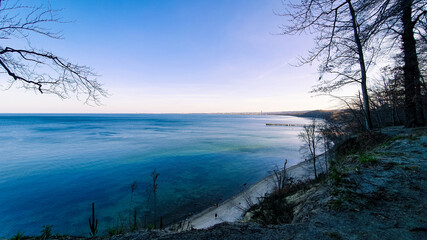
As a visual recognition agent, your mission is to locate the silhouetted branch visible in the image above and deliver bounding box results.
[0,0,106,104]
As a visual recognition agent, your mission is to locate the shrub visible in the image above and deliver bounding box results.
[247,175,322,225]
[107,227,124,236]
[40,225,53,240]
[358,154,378,164]
[147,224,154,230]
[11,232,25,240]
[329,166,343,186]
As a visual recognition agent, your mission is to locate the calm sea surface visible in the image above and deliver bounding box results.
[0,114,310,237]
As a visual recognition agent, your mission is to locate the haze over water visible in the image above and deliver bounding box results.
[0,114,310,237]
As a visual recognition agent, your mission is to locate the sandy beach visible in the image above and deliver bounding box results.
[170,158,321,230]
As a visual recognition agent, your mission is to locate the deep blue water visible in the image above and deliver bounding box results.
[0,114,309,237]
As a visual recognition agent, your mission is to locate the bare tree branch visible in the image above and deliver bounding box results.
[0,0,106,105]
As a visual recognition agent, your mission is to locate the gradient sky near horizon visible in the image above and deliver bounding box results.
[0,0,340,113]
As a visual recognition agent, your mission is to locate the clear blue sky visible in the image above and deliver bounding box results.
[0,0,336,113]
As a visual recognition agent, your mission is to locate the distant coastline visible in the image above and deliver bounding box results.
[208,110,336,119]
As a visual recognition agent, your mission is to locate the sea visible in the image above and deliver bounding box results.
[0,114,311,237]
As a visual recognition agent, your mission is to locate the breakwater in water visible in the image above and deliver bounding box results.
[266,123,306,127]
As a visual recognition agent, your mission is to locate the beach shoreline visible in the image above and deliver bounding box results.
[169,158,319,230]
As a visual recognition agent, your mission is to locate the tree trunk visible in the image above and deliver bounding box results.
[313,156,317,179]
[347,0,374,131]
[312,138,317,179]
[391,106,397,125]
[401,0,425,127]
[323,136,328,172]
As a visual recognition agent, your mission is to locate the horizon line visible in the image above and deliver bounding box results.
[0,109,336,115]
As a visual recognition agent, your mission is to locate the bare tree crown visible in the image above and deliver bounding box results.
[0,0,106,105]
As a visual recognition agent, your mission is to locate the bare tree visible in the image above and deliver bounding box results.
[149,169,160,228]
[365,0,426,127]
[273,159,290,191]
[318,125,332,172]
[0,0,106,104]
[129,181,137,229]
[370,66,405,126]
[280,0,382,130]
[400,0,426,126]
[299,119,322,179]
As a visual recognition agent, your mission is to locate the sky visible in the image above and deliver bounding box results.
[0,0,340,113]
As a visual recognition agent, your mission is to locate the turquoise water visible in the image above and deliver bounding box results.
[0,114,309,237]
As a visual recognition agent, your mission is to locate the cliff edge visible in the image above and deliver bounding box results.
[103,127,427,240]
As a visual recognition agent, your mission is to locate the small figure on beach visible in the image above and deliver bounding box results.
[215,213,218,219]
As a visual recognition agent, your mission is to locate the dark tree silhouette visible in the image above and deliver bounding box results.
[370,66,405,126]
[280,0,380,131]
[365,0,426,127]
[299,119,322,179]
[400,0,425,126]
[0,0,106,104]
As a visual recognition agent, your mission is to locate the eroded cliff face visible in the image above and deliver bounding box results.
[104,127,426,240]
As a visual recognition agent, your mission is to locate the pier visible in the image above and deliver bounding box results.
[265,123,305,127]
